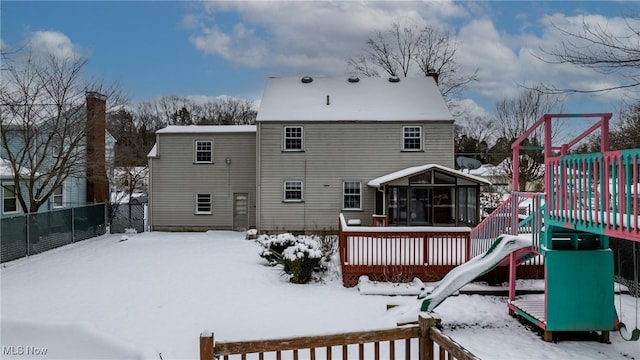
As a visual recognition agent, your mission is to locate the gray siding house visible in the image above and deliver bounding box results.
[256,76,488,231]
[148,76,489,232]
[148,126,256,231]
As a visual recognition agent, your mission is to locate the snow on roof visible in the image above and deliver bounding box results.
[0,158,34,178]
[367,164,492,187]
[468,164,505,177]
[156,125,256,134]
[147,144,157,158]
[256,76,453,122]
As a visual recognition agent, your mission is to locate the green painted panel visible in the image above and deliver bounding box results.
[545,249,615,331]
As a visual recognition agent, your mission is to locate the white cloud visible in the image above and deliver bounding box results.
[28,31,81,61]
[185,1,467,73]
[455,10,639,107]
[184,2,637,113]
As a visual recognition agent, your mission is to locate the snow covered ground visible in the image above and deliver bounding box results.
[1,231,638,359]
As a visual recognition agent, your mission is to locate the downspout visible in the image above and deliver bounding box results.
[256,123,261,231]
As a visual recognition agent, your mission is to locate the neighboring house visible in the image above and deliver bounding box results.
[468,164,511,194]
[111,166,149,203]
[147,126,256,231]
[148,76,490,231]
[469,158,544,194]
[0,92,114,217]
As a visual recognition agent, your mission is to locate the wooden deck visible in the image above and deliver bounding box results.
[509,298,546,325]
[339,214,473,287]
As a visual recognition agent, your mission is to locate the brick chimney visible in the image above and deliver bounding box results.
[85,91,109,203]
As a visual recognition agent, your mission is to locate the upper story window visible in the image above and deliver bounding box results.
[402,126,422,151]
[284,126,303,151]
[194,139,213,163]
[283,180,303,202]
[343,181,362,210]
[2,182,18,214]
[196,193,212,214]
[53,186,64,208]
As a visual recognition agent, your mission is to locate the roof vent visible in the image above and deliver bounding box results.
[348,76,360,83]
[388,76,400,83]
[301,76,313,83]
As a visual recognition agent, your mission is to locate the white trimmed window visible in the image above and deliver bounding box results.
[283,126,303,151]
[402,126,422,151]
[283,180,303,202]
[343,181,362,210]
[194,140,213,163]
[53,186,64,208]
[196,193,212,214]
[2,182,18,214]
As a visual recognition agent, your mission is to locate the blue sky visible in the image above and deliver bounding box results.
[2,1,639,123]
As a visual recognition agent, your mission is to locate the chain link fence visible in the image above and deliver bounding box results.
[1,203,106,263]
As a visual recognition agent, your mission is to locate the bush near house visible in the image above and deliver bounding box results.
[258,233,298,266]
[257,233,336,284]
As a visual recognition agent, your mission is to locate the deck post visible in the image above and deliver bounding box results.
[200,331,214,360]
[508,252,517,301]
[419,314,440,360]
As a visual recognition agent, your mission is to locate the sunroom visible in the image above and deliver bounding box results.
[368,164,491,227]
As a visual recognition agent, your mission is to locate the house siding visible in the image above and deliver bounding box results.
[257,121,454,231]
[1,132,97,216]
[149,132,256,231]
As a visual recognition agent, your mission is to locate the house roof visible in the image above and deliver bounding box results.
[256,76,453,122]
[0,158,36,178]
[367,164,492,187]
[147,144,158,158]
[156,125,257,134]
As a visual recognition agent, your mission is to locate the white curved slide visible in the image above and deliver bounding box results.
[418,235,535,312]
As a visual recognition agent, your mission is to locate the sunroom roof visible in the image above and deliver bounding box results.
[367,164,492,187]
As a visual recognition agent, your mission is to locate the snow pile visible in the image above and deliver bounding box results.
[358,276,430,296]
[1,231,638,360]
[1,320,150,359]
[282,237,322,261]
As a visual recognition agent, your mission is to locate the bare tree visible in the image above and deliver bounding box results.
[208,96,257,125]
[455,116,496,163]
[491,87,562,191]
[133,95,256,128]
[537,15,640,94]
[610,100,640,150]
[348,20,478,108]
[0,47,124,213]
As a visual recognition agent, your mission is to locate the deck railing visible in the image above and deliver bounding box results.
[546,148,640,242]
[200,314,479,360]
[339,214,471,287]
[470,192,543,258]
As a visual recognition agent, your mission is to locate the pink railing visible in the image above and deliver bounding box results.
[546,148,640,242]
[470,192,543,260]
